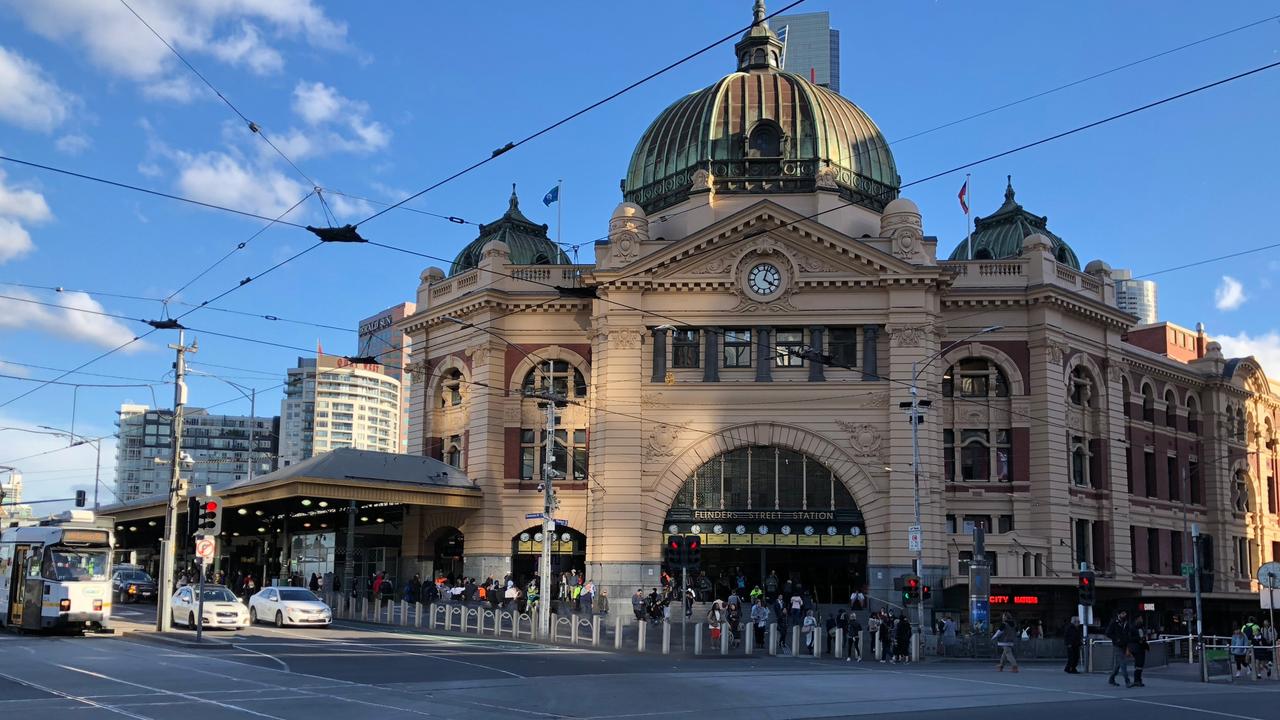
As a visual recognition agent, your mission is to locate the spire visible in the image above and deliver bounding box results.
[995,175,1018,213]
[735,0,783,71]
[509,182,520,213]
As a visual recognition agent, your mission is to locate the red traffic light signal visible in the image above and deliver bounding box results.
[205,501,218,512]
[1078,570,1096,606]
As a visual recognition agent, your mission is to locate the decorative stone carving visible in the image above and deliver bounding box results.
[1105,364,1126,384]
[1046,342,1070,365]
[891,226,923,259]
[690,168,713,191]
[689,256,733,275]
[815,164,839,189]
[464,343,489,365]
[609,329,644,350]
[793,252,836,273]
[836,421,882,457]
[643,423,683,460]
[1065,407,1084,432]
[642,391,667,408]
[887,324,935,348]
[404,360,430,385]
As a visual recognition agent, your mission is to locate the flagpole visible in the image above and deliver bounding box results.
[557,179,569,265]
[965,173,973,260]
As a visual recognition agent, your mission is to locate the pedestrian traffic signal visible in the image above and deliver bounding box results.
[1077,570,1095,606]
[196,495,222,536]
[921,584,932,602]
[685,534,701,570]
[74,490,86,507]
[902,574,921,604]
[665,535,685,568]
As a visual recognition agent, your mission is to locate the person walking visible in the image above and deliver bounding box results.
[789,591,803,629]
[1231,628,1251,678]
[802,609,817,651]
[993,612,1019,672]
[1242,616,1263,679]
[1258,619,1276,679]
[764,570,779,600]
[1064,616,1084,673]
[1105,610,1134,687]
[877,612,893,663]
[751,597,770,647]
[894,613,912,663]
[847,612,863,661]
[597,588,609,616]
[632,588,645,621]
[1130,616,1150,687]
[707,600,725,646]
[581,582,594,617]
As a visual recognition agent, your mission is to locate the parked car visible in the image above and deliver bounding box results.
[248,587,332,628]
[112,568,157,603]
[170,585,249,630]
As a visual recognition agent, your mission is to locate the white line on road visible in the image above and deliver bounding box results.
[251,625,527,678]
[0,669,150,720]
[54,664,288,720]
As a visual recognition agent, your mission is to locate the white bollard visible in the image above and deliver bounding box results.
[814,625,824,658]
[614,615,624,650]
[834,628,845,659]
[571,616,580,644]
[791,625,801,657]
[694,622,704,655]
[720,623,729,655]
[428,604,438,630]
[745,623,756,654]
[444,606,454,632]
[768,623,778,656]
[637,619,647,652]
[592,616,601,647]
[662,621,671,655]
[415,602,423,628]
[400,600,408,626]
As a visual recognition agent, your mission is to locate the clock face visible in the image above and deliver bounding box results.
[747,262,781,296]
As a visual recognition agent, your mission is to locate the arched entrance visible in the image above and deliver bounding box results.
[430,527,464,580]
[665,446,866,603]
[511,525,585,585]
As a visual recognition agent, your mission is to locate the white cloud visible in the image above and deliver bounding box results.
[0,46,75,132]
[54,133,91,155]
[1216,331,1280,375]
[0,361,30,377]
[282,81,390,157]
[0,218,34,263]
[0,170,52,222]
[140,75,204,103]
[0,289,142,351]
[0,0,348,95]
[173,150,309,218]
[325,192,372,219]
[1214,276,1246,311]
[0,414,118,514]
[292,81,342,125]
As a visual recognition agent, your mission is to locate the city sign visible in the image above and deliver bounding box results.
[358,315,394,336]
[988,594,1039,605]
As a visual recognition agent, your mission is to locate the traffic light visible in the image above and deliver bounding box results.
[902,574,921,604]
[685,534,701,570]
[665,534,685,568]
[1078,570,1096,606]
[187,496,200,537]
[921,584,932,602]
[74,490,86,507]
[195,495,223,536]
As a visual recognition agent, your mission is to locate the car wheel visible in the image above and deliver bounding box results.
[188,612,196,629]
[249,607,258,625]
[275,611,284,628]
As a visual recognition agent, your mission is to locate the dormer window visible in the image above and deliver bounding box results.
[747,122,783,158]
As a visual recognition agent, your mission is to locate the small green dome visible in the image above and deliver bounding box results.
[450,186,569,276]
[948,177,1079,269]
[621,1,899,215]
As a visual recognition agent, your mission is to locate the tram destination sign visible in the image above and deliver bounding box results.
[692,510,836,521]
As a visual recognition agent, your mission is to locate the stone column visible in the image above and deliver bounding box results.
[808,326,825,382]
[755,327,772,382]
[650,327,668,383]
[862,326,880,381]
[461,325,511,581]
[1028,333,1072,577]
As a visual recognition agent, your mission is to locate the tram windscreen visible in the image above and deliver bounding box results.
[44,548,110,581]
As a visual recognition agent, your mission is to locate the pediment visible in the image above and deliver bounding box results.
[594,200,931,285]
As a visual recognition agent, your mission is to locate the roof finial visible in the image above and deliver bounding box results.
[753,0,767,26]
[509,182,519,212]
[1004,175,1015,203]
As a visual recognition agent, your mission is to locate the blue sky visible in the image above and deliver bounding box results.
[0,0,1277,507]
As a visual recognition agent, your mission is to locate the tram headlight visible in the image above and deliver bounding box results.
[59,599,71,612]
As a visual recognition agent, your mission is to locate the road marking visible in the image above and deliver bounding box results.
[251,625,526,678]
[1123,698,1266,720]
[54,663,288,720]
[0,670,150,720]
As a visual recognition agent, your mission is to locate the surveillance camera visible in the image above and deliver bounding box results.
[536,483,545,493]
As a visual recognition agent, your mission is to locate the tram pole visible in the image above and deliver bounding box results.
[537,358,557,640]
[157,330,196,632]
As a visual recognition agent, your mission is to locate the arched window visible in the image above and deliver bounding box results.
[1141,383,1155,422]
[1121,376,1132,418]
[1233,468,1250,512]
[1236,408,1247,440]
[942,358,1010,398]
[521,360,587,399]
[1070,437,1090,486]
[1186,394,1200,434]
[1069,366,1096,407]
[446,435,463,469]
[669,446,856,512]
[973,248,994,260]
[440,368,463,408]
[748,123,782,158]
[1164,389,1178,429]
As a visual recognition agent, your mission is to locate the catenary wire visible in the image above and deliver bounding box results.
[0,358,164,384]
[356,0,808,226]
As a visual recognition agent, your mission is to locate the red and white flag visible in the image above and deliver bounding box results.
[958,179,969,214]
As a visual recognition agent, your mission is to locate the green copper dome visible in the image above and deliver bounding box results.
[948,177,1080,270]
[621,1,899,215]
[450,186,569,276]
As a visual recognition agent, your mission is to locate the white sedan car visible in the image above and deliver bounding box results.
[170,585,249,630]
[248,587,332,627]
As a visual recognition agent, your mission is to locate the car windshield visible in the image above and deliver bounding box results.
[45,549,110,582]
[201,588,237,602]
[278,589,319,602]
[120,571,153,582]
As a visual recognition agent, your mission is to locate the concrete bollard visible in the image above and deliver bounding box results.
[362,597,370,621]
[400,600,408,626]
[694,622,704,655]
[444,607,454,632]
[428,604,438,630]
[494,612,504,637]
[592,616,601,647]
[415,602,423,628]
[745,624,756,654]
[814,626,824,658]
[834,628,845,659]
[791,625,801,657]
[720,623,730,655]
[614,615,624,650]
[768,623,778,656]
[636,619,647,652]
[571,616,580,644]
[662,621,671,654]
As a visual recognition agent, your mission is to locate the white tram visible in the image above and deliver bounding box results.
[0,510,114,632]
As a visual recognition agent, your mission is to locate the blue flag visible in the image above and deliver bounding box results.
[542,185,559,206]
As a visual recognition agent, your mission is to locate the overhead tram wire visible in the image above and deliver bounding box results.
[0,358,164,385]
[888,12,1280,145]
[355,0,809,227]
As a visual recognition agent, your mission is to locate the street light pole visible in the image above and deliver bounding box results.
[37,425,103,512]
[157,330,196,632]
[905,325,1000,658]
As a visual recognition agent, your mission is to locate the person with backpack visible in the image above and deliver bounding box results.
[1105,610,1134,687]
[993,612,1019,672]
[1242,616,1264,679]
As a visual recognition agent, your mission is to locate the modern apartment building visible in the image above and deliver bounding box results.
[114,404,278,501]
[1113,268,1158,325]
[357,302,416,453]
[774,10,840,93]
[0,470,31,520]
[278,355,402,467]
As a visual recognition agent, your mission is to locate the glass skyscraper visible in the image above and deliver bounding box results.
[775,11,840,93]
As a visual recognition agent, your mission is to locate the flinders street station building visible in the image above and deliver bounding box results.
[392,7,1280,630]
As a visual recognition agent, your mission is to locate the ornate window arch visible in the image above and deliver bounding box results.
[939,346,1020,484]
[1069,366,1098,408]
[511,351,591,485]
[1121,375,1132,418]
[1185,392,1200,434]
[440,368,464,408]
[1163,389,1179,429]
[1140,381,1156,422]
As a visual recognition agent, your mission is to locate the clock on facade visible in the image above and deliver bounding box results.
[747,262,781,296]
